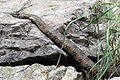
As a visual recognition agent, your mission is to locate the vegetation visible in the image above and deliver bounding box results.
[90,0,120,80]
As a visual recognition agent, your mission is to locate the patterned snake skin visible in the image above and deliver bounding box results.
[11,13,97,74]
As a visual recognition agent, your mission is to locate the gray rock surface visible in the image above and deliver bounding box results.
[0,0,96,26]
[0,0,99,80]
[0,15,68,65]
[0,0,97,65]
[110,77,120,80]
[0,63,83,80]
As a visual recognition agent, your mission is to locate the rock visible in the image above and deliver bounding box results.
[110,77,120,80]
[0,0,97,26]
[0,63,83,80]
[0,0,98,65]
[0,13,68,65]
[0,0,99,79]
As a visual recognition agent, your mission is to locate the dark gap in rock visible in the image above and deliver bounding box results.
[0,52,100,75]
[0,53,78,68]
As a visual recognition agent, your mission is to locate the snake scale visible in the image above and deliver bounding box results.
[11,13,97,74]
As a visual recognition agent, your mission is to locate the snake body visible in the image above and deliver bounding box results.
[11,13,97,74]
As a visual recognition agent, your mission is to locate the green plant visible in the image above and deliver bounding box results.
[90,1,120,80]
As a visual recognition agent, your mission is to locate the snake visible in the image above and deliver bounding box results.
[10,13,97,74]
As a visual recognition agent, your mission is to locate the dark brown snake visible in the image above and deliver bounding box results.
[8,12,120,77]
[11,13,98,74]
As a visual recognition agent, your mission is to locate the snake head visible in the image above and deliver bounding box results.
[11,12,20,18]
[3,11,21,18]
